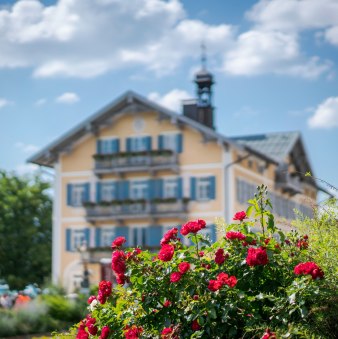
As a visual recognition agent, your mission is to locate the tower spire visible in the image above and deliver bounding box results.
[201,42,207,70]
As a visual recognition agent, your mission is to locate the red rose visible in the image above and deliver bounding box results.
[158,244,175,262]
[76,323,89,339]
[225,231,246,241]
[116,273,126,285]
[87,295,96,304]
[193,295,199,300]
[100,326,110,339]
[294,261,324,279]
[208,279,222,292]
[124,325,143,339]
[264,238,271,245]
[191,319,201,331]
[216,272,229,284]
[178,262,190,274]
[225,276,237,288]
[87,324,98,335]
[170,272,182,283]
[215,248,226,265]
[181,219,206,236]
[160,227,179,246]
[161,327,173,338]
[163,300,171,307]
[261,328,277,339]
[246,247,268,266]
[199,251,204,257]
[111,236,126,249]
[233,211,247,221]
[98,280,112,297]
[112,250,126,274]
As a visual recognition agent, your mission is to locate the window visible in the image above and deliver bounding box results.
[97,138,119,154]
[100,182,116,202]
[67,183,90,207]
[191,176,215,201]
[163,178,178,198]
[130,180,149,200]
[127,136,151,152]
[101,228,115,247]
[158,133,183,153]
[66,228,89,252]
[132,227,147,247]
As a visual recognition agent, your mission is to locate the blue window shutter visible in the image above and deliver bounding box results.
[66,229,72,251]
[209,224,217,243]
[209,176,216,199]
[190,177,196,200]
[67,184,73,206]
[146,225,162,247]
[145,136,151,151]
[176,134,183,153]
[95,228,101,247]
[148,180,154,200]
[123,181,129,200]
[177,177,183,199]
[153,179,163,199]
[117,181,123,200]
[112,139,119,153]
[126,138,131,152]
[84,183,90,202]
[115,226,129,246]
[158,135,164,150]
[96,140,102,154]
[84,228,90,247]
[96,182,101,202]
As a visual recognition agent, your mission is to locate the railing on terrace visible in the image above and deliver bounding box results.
[83,198,189,222]
[93,150,179,174]
[275,169,303,195]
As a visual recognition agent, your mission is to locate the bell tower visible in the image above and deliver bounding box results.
[183,44,215,130]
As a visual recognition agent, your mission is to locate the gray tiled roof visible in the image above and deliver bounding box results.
[230,131,300,161]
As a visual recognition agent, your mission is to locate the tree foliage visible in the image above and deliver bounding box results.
[0,170,52,289]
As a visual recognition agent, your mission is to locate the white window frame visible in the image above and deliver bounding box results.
[196,177,211,201]
[101,228,115,247]
[129,136,148,152]
[72,184,86,207]
[71,229,87,252]
[131,226,147,247]
[162,133,178,152]
[163,178,178,198]
[101,182,116,202]
[130,180,148,200]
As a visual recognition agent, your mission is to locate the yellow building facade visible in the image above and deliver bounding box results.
[29,72,318,291]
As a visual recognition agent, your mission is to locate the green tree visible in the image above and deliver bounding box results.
[0,170,52,289]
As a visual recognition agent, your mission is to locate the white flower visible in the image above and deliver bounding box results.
[90,299,98,311]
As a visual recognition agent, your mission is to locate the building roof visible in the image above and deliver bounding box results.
[28,90,279,168]
[230,131,300,161]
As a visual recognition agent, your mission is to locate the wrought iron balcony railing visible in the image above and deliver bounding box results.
[84,198,189,222]
[93,150,179,174]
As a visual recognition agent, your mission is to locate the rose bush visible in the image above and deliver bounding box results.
[60,185,330,338]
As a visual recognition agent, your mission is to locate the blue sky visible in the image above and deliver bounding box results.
[0,0,337,194]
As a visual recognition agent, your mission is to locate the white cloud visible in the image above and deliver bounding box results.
[15,142,40,154]
[247,0,338,36]
[56,92,80,104]
[148,89,191,112]
[0,0,233,78]
[308,96,338,129]
[0,98,12,109]
[233,105,258,119]
[221,0,338,78]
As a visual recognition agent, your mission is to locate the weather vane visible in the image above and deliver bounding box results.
[201,42,207,70]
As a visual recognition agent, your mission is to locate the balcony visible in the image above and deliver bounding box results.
[275,169,303,195]
[83,198,189,222]
[93,150,179,175]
